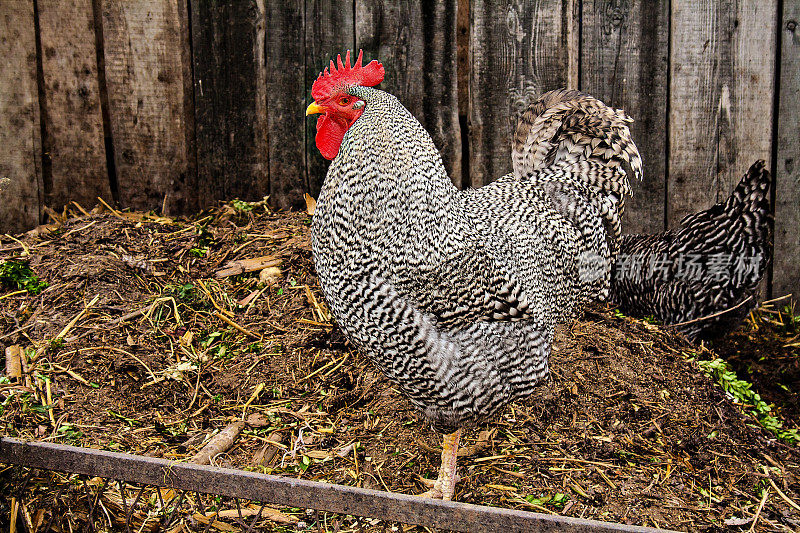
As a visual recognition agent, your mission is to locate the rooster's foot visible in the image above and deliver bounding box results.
[416,429,461,501]
[418,473,461,500]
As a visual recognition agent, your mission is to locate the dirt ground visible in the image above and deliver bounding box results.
[0,201,798,532]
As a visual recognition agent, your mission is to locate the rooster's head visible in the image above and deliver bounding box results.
[306,50,385,160]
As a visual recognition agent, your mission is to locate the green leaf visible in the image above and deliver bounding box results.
[0,260,49,294]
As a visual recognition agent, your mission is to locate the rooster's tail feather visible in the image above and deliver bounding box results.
[512,89,642,193]
[512,89,642,247]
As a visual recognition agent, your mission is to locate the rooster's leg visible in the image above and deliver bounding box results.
[419,429,461,501]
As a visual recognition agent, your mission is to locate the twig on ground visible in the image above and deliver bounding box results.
[2,234,30,256]
[50,364,94,387]
[253,431,286,466]
[191,421,247,465]
[214,312,260,340]
[53,294,100,344]
[759,294,793,307]
[4,346,23,380]
[763,469,800,512]
[105,306,149,328]
[70,201,91,216]
[300,354,343,382]
[0,290,28,302]
[241,382,265,419]
[96,197,123,218]
[214,255,280,279]
[670,296,753,328]
[62,220,97,238]
[748,488,769,533]
[0,322,35,341]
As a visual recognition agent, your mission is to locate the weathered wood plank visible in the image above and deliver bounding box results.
[265,0,306,211]
[305,0,355,197]
[457,0,470,188]
[581,0,669,235]
[773,2,800,298]
[356,1,461,187]
[37,0,111,210]
[0,0,42,233]
[469,0,579,187]
[667,0,777,227]
[191,0,268,207]
[101,0,195,215]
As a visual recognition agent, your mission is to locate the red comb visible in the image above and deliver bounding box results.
[311,50,384,100]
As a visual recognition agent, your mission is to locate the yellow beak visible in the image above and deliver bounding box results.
[306,101,325,116]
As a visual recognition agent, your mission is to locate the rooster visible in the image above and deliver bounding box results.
[306,51,641,500]
[610,161,772,340]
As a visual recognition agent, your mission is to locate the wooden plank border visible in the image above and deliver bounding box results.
[1,438,674,533]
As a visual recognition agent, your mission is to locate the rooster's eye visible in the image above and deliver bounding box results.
[339,97,351,106]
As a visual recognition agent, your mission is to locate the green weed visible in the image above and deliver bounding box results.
[165,283,199,304]
[190,222,216,257]
[106,409,141,427]
[694,356,799,445]
[199,330,234,360]
[777,303,800,334]
[56,422,85,443]
[525,492,569,508]
[0,260,48,294]
[231,199,255,213]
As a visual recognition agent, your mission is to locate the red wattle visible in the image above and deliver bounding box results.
[316,114,348,160]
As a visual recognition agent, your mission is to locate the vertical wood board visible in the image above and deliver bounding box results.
[355,1,461,187]
[0,1,42,233]
[265,0,306,211]
[37,0,111,210]
[102,0,195,214]
[457,0,470,116]
[177,0,197,214]
[668,0,777,227]
[305,0,355,197]
[191,0,268,207]
[581,0,670,235]
[773,2,800,298]
[469,0,579,187]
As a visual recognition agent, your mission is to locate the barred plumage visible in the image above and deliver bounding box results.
[609,161,772,340]
[311,85,641,433]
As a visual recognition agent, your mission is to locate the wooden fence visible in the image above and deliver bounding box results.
[0,0,798,297]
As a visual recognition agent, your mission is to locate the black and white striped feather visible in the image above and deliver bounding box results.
[609,161,772,340]
[312,86,640,432]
